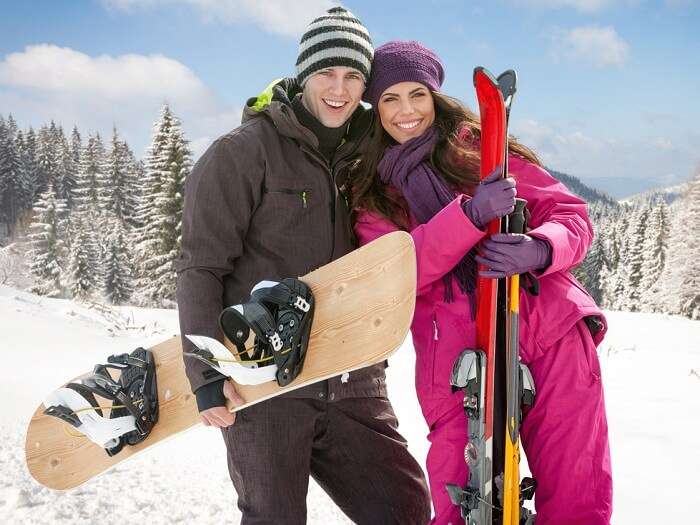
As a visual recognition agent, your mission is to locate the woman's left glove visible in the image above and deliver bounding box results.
[475,233,552,278]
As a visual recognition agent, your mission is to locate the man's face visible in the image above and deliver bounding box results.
[301,67,365,128]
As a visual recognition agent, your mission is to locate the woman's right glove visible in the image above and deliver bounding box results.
[462,167,516,229]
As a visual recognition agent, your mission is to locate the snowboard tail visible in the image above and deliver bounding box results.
[25,231,416,491]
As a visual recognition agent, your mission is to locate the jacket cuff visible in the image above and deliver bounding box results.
[194,378,227,412]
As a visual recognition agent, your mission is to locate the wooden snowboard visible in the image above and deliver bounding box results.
[26,231,416,491]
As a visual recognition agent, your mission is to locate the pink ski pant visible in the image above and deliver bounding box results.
[424,319,613,525]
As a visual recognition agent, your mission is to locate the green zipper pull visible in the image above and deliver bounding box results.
[301,191,308,208]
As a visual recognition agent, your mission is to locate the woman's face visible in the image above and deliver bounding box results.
[377,81,436,144]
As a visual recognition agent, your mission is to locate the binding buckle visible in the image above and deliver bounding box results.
[293,295,311,312]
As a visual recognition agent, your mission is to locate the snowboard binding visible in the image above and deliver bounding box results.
[214,278,315,387]
[43,347,159,456]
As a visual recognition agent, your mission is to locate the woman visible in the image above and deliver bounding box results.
[352,41,613,525]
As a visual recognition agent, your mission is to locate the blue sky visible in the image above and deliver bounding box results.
[1,0,698,197]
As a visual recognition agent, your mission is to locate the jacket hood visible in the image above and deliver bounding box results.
[242,77,373,151]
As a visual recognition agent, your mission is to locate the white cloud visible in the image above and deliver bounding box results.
[101,0,339,37]
[511,117,694,196]
[512,119,604,168]
[0,45,241,159]
[0,44,209,101]
[552,25,629,67]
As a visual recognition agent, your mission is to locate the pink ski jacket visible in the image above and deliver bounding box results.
[354,155,607,425]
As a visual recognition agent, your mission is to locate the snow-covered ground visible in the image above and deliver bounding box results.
[1,284,698,524]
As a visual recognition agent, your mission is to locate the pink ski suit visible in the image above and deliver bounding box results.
[354,155,613,525]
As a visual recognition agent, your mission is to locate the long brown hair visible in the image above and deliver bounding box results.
[350,91,542,229]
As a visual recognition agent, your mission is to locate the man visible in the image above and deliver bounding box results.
[176,7,431,524]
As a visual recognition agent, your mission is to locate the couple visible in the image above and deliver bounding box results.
[176,6,612,525]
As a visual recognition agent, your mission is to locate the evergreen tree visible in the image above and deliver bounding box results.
[103,219,133,304]
[101,127,137,222]
[15,130,35,213]
[623,204,649,311]
[23,128,40,205]
[577,231,606,304]
[27,184,67,297]
[640,200,669,312]
[675,174,700,319]
[0,122,29,237]
[134,104,191,305]
[36,122,60,195]
[73,132,106,213]
[55,129,77,208]
[70,126,82,172]
[67,213,101,299]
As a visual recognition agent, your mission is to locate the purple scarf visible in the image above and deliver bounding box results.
[378,127,477,304]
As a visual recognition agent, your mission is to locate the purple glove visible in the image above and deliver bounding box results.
[462,167,516,229]
[475,233,552,279]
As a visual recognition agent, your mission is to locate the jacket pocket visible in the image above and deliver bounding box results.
[264,186,311,208]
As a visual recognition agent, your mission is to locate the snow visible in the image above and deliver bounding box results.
[1,284,699,524]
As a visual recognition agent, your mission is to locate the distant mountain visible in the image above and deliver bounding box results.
[547,168,618,207]
[619,182,689,207]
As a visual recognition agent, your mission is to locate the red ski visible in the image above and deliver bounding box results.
[446,67,536,525]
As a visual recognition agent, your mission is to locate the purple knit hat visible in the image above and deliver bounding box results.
[363,41,445,107]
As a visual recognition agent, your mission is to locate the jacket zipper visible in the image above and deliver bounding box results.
[264,187,310,208]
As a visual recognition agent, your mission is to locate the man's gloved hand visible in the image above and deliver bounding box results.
[196,378,245,428]
[462,167,517,229]
[475,233,552,279]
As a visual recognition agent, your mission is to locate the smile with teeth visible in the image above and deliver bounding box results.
[323,98,347,108]
[395,119,422,130]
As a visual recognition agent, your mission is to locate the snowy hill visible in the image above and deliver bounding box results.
[547,168,618,207]
[618,181,690,207]
[1,285,699,524]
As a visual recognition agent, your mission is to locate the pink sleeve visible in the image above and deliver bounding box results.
[509,157,594,276]
[355,198,486,296]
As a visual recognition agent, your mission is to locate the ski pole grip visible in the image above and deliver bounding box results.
[508,198,528,234]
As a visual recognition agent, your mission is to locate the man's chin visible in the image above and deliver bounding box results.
[319,110,352,128]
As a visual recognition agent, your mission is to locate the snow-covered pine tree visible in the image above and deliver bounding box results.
[639,199,669,312]
[101,127,138,223]
[73,132,106,213]
[0,121,30,237]
[623,203,649,311]
[36,122,60,196]
[67,212,101,299]
[70,126,81,166]
[602,210,625,310]
[133,104,191,306]
[102,219,133,304]
[23,128,40,205]
[5,114,18,138]
[577,230,606,304]
[14,130,35,216]
[27,184,67,297]
[56,129,77,209]
[673,173,700,319]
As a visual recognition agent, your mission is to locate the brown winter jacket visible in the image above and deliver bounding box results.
[175,78,387,400]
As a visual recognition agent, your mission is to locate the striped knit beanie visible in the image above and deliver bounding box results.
[296,6,374,87]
